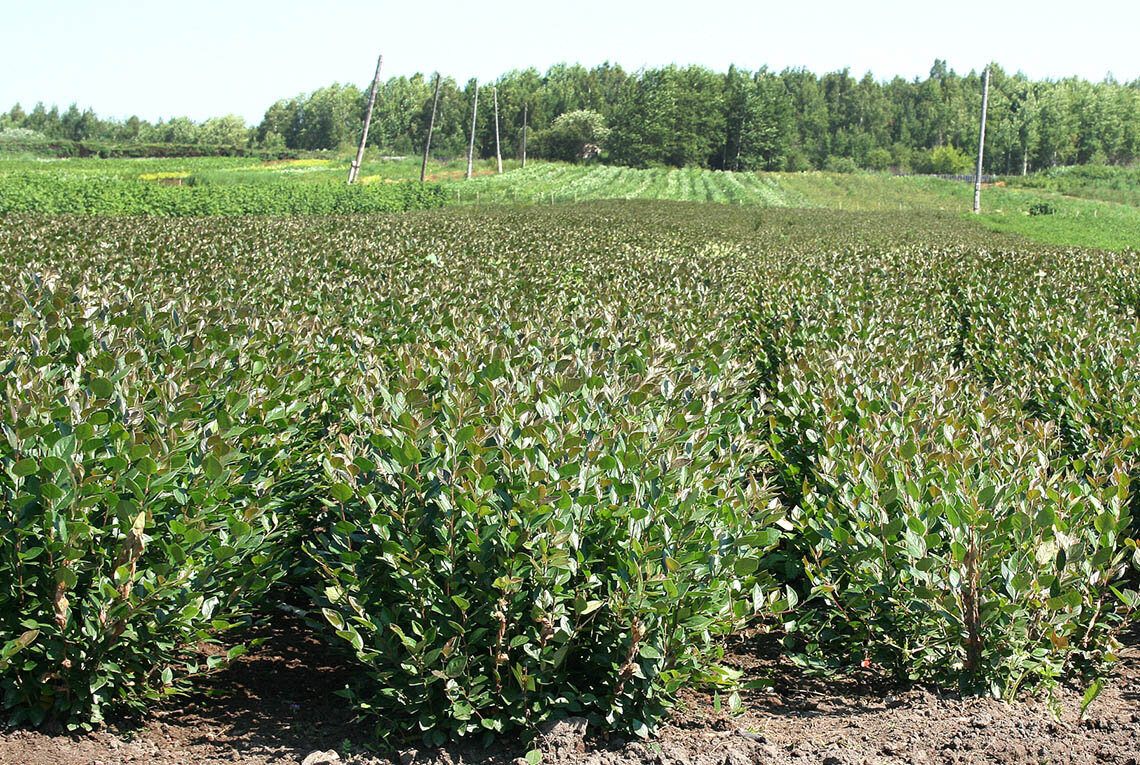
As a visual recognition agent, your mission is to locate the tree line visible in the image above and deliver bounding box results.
[4,60,1139,174]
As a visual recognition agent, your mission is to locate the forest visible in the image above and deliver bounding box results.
[3,60,1139,174]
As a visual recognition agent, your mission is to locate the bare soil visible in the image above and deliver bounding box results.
[3,616,1138,765]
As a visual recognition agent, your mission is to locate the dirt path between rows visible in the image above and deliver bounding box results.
[3,617,1138,765]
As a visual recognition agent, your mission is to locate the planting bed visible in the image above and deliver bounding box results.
[1,618,1137,763]
[3,201,1139,761]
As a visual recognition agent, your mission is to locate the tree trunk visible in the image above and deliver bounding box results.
[421,73,441,183]
[521,103,528,168]
[349,54,383,184]
[466,81,479,180]
[493,86,503,174]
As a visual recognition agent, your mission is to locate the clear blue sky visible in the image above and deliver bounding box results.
[3,0,1136,125]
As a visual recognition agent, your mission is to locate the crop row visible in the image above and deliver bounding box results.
[0,173,447,215]
[449,164,809,206]
[2,203,1138,744]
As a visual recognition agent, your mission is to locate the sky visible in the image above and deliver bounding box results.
[3,0,1137,126]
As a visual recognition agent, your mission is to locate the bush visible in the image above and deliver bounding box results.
[781,367,1138,696]
[0,276,301,726]
[1029,201,1057,216]
[864,148,893,172]
[824,156,858,174]
[919,145,973,175]
[535,110,611,163]
[783,150,813,172]
[304,329,783,744]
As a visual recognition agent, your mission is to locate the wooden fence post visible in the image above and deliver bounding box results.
[421,72,441,183]
[349,54,383,184]
[466,81,479,180]
[493,86,503,174]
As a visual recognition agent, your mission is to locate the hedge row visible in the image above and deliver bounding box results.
[0,174,448,216]
[0,140,297,160]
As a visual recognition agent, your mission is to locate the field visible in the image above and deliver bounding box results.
[3,155,1137,251]
[2,196,1140,762]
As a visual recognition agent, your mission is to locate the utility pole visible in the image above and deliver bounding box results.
[466,80,479,180]
[493,85,503,174]
[521,103,528,168]
[349,53,383,184]
[973,67,990,214]
[420,72,441,183]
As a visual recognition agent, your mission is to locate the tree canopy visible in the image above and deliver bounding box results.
[5,60,1139,174]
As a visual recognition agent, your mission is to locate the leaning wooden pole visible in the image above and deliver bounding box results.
[973,67,990,214]
[420,72,441,183]
[349,53,383,184]
[466,81,479,180]
[521,103,528,168]
[493,86,503,174]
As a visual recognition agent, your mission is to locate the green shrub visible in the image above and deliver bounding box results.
[0,275,309,726]
[864,148,893,172]
[2,204,1138,739]
[304,327,783,744]
[824,156,858,174]
[781,362,1138,697]
[919,145,973,175]
[1029,201,1057,216]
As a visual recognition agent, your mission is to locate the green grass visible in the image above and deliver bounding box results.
[896,179,1140,252]
[974,199,1139,252]
[1004,165,1140,208]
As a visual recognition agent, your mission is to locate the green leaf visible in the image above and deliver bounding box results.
[337,628,364,652]
[55,567,77,589]
[733,557,760,576]
[322,608,345,631]
[577,599,604,615]
[203,455,223,480]
[1,630,39,660]
[12,459,38,478]
[1080,679,1103,719]
[228,518,252,538]
[89,377,113,398]
[445,655,467,678]
[330,483,353,503]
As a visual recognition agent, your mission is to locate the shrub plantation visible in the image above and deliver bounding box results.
[1,202,1138,742]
